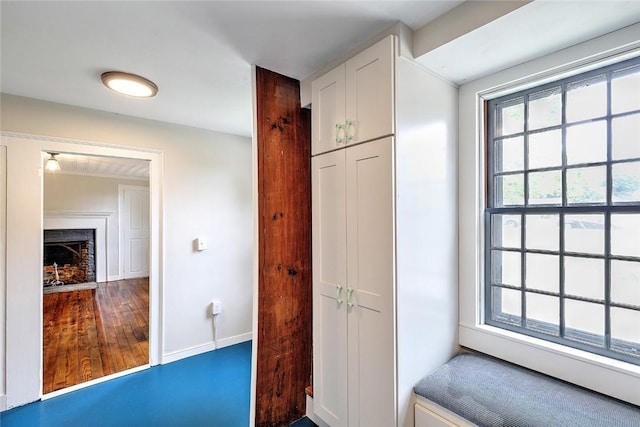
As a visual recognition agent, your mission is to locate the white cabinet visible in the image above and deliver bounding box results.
[312,35,459,427]
[312,149,348,427]
[312,138,395,427]
[311,36,394,156]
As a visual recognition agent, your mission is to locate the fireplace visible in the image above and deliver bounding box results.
[43,229,96,287]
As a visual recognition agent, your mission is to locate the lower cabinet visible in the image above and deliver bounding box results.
[312,137,394,427]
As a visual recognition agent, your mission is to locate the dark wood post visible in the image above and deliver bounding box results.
[255,66,312,426]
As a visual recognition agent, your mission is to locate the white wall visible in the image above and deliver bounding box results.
[44,173,148,280]
[458,24,640,405]
[0,94,253,409]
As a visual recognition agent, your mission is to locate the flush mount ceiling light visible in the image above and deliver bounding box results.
[101,71,158,98]
[45,152,61,173]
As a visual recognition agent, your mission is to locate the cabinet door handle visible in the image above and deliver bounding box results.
[347,287,354,307]
[345,119,355,142]
[335,123,345,144]
[336,284,343,304]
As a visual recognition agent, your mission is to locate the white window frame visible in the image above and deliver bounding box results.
[458,23,640,407]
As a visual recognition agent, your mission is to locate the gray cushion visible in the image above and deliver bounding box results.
[414,353,640,427]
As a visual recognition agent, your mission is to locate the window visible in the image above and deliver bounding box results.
[486,56,640,365]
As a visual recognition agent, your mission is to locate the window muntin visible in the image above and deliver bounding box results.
[486,56,640,365]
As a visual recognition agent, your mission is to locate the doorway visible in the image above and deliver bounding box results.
[41,151,152,395]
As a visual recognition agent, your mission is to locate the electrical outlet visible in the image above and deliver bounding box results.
[212,299,222,315]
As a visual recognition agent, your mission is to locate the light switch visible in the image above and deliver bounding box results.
[196,237,207,251]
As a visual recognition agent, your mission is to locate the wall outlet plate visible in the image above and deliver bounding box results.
[212,299,222,315]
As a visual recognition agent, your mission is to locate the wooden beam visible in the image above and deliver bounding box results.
[255,67,312,426]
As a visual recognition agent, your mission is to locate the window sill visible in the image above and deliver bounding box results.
[459,322,640,406]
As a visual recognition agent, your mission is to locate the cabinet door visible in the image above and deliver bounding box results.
[345,137,395,427]
[345,36,395,145]
[312,150,348,427]
[312,64,346,156]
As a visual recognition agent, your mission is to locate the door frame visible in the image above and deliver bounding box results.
[119,184,151,280]
[1,132,164,407]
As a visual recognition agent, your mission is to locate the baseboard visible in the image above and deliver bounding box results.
[0,394,7,412]
[161,332,252,364]
[107,274,121,282]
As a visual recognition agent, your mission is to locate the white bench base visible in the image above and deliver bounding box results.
[415,395,475,427]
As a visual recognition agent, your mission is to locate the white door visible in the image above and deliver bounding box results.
[345,35,395,145]
[312,150,348,427]
[312,64,346,156]
[346,137,395,427]
[121,186,150,279]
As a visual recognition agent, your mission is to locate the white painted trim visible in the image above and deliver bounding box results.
[458,24,640,407]
[43,212,110,283]
[249,64,259,427]
[107,274,121,282]
[459,324,640,405]
[0,132,164,409]
[56,170,148,181]
[305,394,331,427]
[161,332,252,365]
[414,395,475,427]
[41,364,150,400]
[0,131,162,155]
[0,146,6,405]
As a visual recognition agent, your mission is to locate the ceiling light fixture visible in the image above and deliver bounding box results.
[45,153,61,173]
[101,71,158,98]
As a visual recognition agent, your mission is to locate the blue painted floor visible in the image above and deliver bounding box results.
[289,416,318,426]
[1,341,252,427]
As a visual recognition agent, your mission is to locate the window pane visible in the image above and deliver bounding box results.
[612,161,640,203]
[567,75,607,123]
[528,87,561,130]
[526,293,559,336]
[565,300,604,347]
[491,214,521,249]
[612,114,640,161]
[491,287,522,325]
[610,307,640,356]
[529,129,562,169]
[564,256,604,300]
[566,166,606,204]
[526,214,558,251]
[566,121,607,165]
[496,98,524,136]
[495,136,524,172]
[611,260,640,307]
[612,65,640,114]
[528,170,562,205]
[525,253,558,293]
[495,174,524,206]
[486,57,640,364]
[491,250,521,287]
[611,214,640,257]
[565,214,604,255]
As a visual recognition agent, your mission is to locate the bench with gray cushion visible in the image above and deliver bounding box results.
[414,353,640,427]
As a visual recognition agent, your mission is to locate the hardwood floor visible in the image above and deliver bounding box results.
[43,278,149,394]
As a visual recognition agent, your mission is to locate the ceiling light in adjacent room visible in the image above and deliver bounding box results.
[101,71,158,98]
[45,153,61,172]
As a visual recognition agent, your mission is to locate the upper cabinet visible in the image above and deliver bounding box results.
[311,36,395,155]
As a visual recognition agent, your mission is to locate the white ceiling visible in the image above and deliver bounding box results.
[42,152,150,180]
[0,0,462,138]
[2,0,640,145]
[417,1,640,85]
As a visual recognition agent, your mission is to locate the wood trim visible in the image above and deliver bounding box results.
[255,67,312,426]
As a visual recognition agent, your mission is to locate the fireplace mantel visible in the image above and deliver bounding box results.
[43,211,110,283]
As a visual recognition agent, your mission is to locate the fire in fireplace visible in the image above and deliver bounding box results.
[43,229,96,287]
